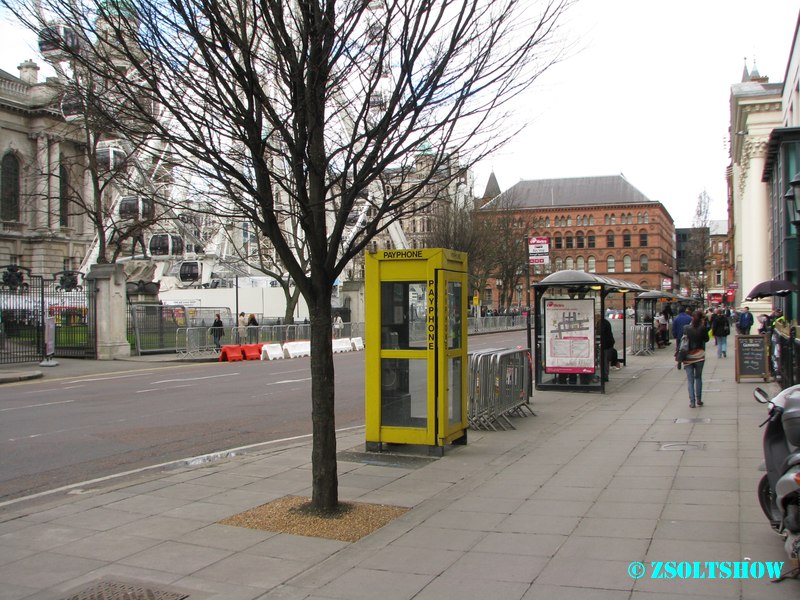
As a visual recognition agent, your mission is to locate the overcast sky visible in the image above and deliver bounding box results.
[0,2,797,228]
[471,1,799,227]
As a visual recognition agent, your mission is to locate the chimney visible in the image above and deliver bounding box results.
[17,59,39,84]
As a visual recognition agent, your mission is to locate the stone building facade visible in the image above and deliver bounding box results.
[479,175,676,311]
[0,60,92,279]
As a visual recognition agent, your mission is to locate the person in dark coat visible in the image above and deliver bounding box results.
[600,316,616,382]
[211,313,224,351]
[682,310,711,407]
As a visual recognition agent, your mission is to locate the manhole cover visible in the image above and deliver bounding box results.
[59,580,189,600]
[659,442,705,451]
[674,418,712,424]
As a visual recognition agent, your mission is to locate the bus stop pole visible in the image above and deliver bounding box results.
[526,263,532,399]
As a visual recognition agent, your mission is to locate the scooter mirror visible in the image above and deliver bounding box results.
[753,387,770,404]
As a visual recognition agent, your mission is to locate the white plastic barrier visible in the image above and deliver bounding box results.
[332,338,352,353]
[283,340,311,358]
[261,343,285,360]
[351,337,364,351]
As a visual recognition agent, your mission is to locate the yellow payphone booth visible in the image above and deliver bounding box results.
[365,248,468,455]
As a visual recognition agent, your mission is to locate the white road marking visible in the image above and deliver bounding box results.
[65,372,156,384]
[151,373,239,384]
[0,425,366,509]
[0,399,75,412]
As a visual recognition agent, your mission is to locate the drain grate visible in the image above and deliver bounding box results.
[59,580,189,600]
[674,418,711,424]
[659,442,705,451]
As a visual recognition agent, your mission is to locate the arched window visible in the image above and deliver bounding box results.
[545,217,550,227]
[637,212,642,224]
[640,254,649,272]
[576,256,585,271]
[59,165,70,227]
[589,215,595,225]
[607,256,615,273]
[604,214,610,225]
[555,235,563,250]
[587,256,596,272]
[1,154,20,222]
[610,214,616,225]
[566,257,574,270]
[555,257,563,271]
[566,234,573,249]
[643,212,649,224]
[623,255,632,272]
[567,216,572,227]
[576,232,585,248]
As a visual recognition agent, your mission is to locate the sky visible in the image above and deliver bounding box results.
[0,1,797,228]
[470,0,799,227]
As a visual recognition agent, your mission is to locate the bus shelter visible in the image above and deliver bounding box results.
[632,291,694,354]
[532,270,646,393]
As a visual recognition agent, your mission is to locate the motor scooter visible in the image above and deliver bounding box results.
[755,384,800,581]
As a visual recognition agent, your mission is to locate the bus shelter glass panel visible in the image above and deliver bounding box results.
[380,357,427,428]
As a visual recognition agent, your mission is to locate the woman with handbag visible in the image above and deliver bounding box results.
[683,310,711,408]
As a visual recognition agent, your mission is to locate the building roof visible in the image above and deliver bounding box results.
[481,171,501,200]
[482,174,655,210]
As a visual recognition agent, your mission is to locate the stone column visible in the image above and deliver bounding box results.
[741,138,772,312]
[86,263,131,360]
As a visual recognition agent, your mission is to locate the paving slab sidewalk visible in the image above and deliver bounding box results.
[0,344,798,599]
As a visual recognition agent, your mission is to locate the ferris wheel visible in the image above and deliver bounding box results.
[33,2,212,282]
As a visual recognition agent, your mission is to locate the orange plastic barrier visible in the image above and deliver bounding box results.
[219,345,245,362]
[241,343,263,360]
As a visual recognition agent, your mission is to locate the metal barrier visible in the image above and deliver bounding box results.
[772,326,799,388]
[468,315,526,334]
[175,322,367,357]
[630,324,654,355]
[468,348,534,430]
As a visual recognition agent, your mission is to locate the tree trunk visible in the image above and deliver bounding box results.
[308,296,338,510]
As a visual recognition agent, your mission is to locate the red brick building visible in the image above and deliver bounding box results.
[479,175,676,311]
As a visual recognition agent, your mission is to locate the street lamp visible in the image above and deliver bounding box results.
[784,172,800,321]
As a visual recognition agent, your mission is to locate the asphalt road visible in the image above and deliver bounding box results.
[0,329,532,504]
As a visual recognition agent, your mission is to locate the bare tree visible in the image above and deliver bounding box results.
[684,190,711,302]
[8,0,573,510]
[428,196,497,306]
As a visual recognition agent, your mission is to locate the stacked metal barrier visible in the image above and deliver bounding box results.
[468,348,534,430]
[630,324,654,355]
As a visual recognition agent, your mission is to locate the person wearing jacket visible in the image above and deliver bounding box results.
[683,310,711,408]
[672,306,692,341]
[710,307,730,358]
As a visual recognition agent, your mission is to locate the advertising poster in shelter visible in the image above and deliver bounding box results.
[544,299,595,374]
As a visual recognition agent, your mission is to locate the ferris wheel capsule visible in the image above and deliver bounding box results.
[38,24,80,61]
[119,196,155,221]
[178,261,200,282]
[60,90,85,121]
[149,233,184,258]
[96,144,127,172]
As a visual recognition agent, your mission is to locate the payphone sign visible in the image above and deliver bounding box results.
[428,279,436,349]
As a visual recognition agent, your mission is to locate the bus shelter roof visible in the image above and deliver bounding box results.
[533,270,648,294]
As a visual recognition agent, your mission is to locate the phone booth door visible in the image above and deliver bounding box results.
[436,269,468,446]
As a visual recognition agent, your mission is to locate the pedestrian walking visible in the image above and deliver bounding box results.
[211,313,224,351]
[710,307,730,358]
[682,310,710,408]
[737,306,754,335]
[247,313,259,343]
[237,312,247,344]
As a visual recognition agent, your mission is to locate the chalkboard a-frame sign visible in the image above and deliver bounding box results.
[735,335,769,382]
